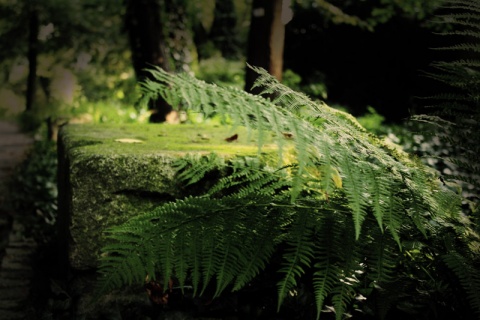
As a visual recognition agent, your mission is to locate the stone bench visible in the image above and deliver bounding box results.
[57,123,277,272]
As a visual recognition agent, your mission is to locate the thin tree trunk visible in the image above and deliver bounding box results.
[269,0,285,81]
[125,0,172,122]
[164,0,197,74]
[26,6,39,111]
[244,0,286,95]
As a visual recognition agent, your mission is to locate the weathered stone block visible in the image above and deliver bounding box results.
[57,123,275,271]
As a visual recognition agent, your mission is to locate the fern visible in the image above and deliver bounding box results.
[364,228,398,286]
[312,212,342,319]
[410,1,480,317]
[95,64,469,318]
[277,208,316,309]
[330,220,362,320]
[442,252,480,315]
[338,151,368,240]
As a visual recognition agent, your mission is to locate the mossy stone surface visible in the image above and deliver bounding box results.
[58,123,277,270]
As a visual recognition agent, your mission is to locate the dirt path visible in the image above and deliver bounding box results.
[0,121,34,204]
[0,120,37,320]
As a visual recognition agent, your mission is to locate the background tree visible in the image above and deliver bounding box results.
[0,0,451,126]
[0,0,134,129]
[124,0,172,122]
[210,0,241,59]
[164,0,198,74]
[244,0,291,95]
[26,1,39,112]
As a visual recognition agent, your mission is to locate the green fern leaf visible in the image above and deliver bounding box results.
[338,152,368,239]
[232,214,279,291]
[277,209,315,310]
[312,212,343,320]
[331,220,362,320]
[442,252,480,318]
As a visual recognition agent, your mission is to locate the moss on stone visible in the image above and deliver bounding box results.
[58,123,280,270]
[63,123,278,156]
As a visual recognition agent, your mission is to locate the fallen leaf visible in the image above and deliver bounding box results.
[225,133,238,142]
[115,138,144,143]
[145,280,169,305]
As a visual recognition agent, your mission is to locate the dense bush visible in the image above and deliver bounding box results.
[7,140,58,243]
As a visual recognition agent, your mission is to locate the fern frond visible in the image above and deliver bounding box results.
[277,208,315,310]
[338,152,368,239]
[442,0,480,11]
[312,213,336,317]
[232,210,279,291]
[173,223,189,291]
[174,153,225,186]
[365,164,393,232]
[331,220,363,320]
[96,194,289,299]
[331,281,356,320]
[438,30,480,39]
[206,157,279,197]
[363,223,398,285]
[442,252,480,317]
[96,232,156,296]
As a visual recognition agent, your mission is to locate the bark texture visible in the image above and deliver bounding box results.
[125,0,172,122]
[245,0,285,95]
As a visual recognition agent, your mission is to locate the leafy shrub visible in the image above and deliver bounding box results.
[195,55,245,88]
[283,69,328,101]
[7,140,58,243]
[356,106,386,134]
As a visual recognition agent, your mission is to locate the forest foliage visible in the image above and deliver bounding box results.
[1,0,448,126]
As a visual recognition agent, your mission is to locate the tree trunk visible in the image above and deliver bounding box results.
[164,0,197,74]
[210,0,239,59]
[26,6,39,111]
[124,0,172,122]
[244,0,286,95]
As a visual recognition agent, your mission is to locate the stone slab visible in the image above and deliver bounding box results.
[58,123,279,271]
